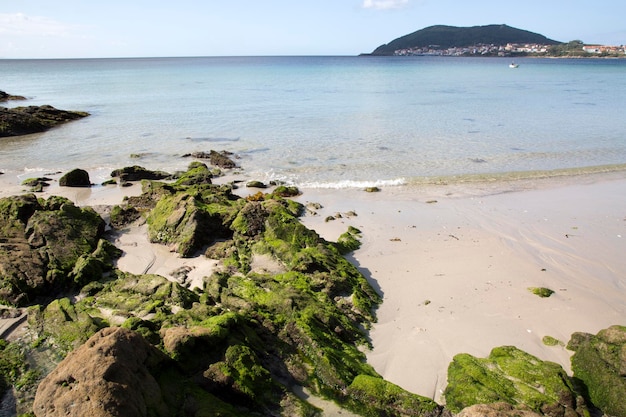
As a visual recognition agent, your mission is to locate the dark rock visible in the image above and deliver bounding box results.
[0,105,88,137]
[110,165,172,182]
[185,150,237,169]
[365,186,381,193]
[0,90,26,101]
[246,180,267,189]
[0,194,106,306]
[109,205,141,229]
[567,325,626,417]
[59,168,91,187]
[33,327,171,417]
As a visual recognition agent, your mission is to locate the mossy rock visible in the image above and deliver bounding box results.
[26,201,105,271]
[528,287,555,298]
[143,176,244,257]
[568,325,626,417]
[207,344,273,400]
[0,195,106,306]
[21,177,52,192]
[542,335,564,347]
[246,180,267,189]
[346,374,443,417]
[90,271,200,319]
[17,162,398,415]
[28,298,106,355]
[272,185,300,197]
[109,205,141,228]
[336,226,362,254]
[174,161,213,186]
[444,346,588,416]
[59,168,91,187]
[110,165,172,182]
[147,192,239,257]
[0,339,39,401]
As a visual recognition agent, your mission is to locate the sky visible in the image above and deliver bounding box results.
[1,0,624,59]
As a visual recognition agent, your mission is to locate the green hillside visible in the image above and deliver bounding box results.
[371,24,561,55]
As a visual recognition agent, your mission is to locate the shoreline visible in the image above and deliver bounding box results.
[1,168,625,405]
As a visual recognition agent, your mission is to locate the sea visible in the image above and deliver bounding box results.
[1,55,625,189]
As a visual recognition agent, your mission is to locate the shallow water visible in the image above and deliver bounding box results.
[1,56,625,188]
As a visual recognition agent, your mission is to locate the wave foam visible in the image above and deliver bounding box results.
[299,178,407,189]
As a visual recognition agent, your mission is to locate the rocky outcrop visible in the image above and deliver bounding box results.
[146,166,242,257]
[0,90,26,102]
[0,105,89,137]
[109,165,172,183]
[183,150,237,169]
[59,168,91,187]
[568,325,626,417]
[33,327,171,417]
[0,194,108,305]
[24,164,429,416]
[444,346,588,417]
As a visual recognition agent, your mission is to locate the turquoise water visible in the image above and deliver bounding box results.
[1,56,625,187]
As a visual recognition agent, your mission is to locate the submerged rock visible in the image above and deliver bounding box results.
[184,150,237,169]
[0,105,89,137]
[568,325,626,417]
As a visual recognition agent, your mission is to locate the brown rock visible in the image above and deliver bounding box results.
[33,327,170,417]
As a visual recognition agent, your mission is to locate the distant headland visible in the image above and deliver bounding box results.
[366,24,625,57]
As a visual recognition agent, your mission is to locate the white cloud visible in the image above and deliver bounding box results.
[0,12,73,37]
[362,0,409,10]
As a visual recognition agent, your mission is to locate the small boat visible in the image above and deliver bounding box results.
[509,62,519,68]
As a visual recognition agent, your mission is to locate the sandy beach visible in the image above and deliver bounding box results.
[1,169,625,406]
[297,173,626,403]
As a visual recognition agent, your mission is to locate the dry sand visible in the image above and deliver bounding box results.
[2,169,625,407]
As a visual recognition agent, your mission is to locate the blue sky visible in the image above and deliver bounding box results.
[1,0,624,58]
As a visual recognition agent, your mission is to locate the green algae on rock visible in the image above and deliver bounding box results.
[0,338,39,403]
[528,287,555,298]
[17,162,443,415]
[347,374,448,417]
[444,346,589,417]
[0,194,107,306]
[59,168,91,187]
[567,325,626,417]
